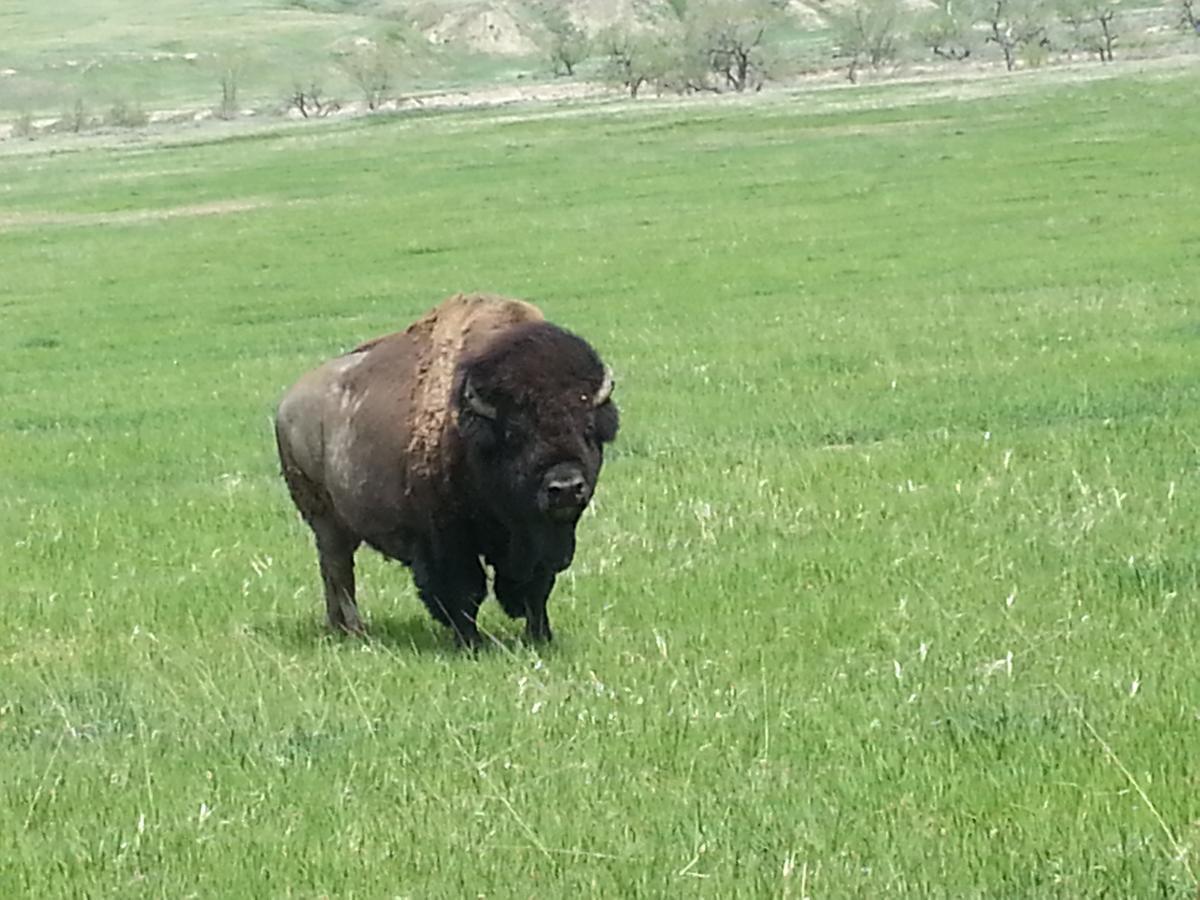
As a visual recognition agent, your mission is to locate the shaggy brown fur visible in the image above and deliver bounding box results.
[399,293,543,480]
[274,292,618,646]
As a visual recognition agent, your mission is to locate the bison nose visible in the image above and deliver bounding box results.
[546,472,586,504]
[541,464,588,512]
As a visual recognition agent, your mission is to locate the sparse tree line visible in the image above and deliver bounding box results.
[547,0,787,98]
[9,33,413,138]
[284,40,402,120]
[546,0,1193,95]
[282,33,416,118]
[6,0,1198,139]
[10,98,150,138]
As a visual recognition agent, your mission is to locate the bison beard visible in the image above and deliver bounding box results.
[273,293,618,648]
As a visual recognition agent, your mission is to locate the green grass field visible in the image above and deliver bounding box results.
[2,64,1200,896]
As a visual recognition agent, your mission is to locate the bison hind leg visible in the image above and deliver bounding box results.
[313,520,364,635]
[494,569,556,644]
[277,418,365,635]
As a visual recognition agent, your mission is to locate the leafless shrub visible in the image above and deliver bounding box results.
[598,28,672,98]
[339,43,399,110]
[12,112,35,139]
[535,5,591,76]
[816,0,906,83]
[919,0,977,61]
[288,80,340,118]
[105,99,148,128]
[216,54,247,119]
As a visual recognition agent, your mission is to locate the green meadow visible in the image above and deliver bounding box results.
[2,66,1199,896]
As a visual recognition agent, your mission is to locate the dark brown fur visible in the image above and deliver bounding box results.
[274,293,618,646]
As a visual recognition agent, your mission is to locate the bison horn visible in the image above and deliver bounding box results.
[593,366,614,407]
[462,376,497,419]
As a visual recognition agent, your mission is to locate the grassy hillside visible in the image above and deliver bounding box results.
[0,0,537,121]
[2,65,1199,895]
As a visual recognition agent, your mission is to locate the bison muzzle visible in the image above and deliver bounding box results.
[274,293,619,647]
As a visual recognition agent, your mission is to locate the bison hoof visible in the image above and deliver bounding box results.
[453,632,482,652]
[448,618,482,650]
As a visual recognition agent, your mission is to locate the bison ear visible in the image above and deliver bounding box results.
[456,372,500,450]
[595,400,619,444]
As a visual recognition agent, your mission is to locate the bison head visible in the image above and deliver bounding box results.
[453,322,618,573]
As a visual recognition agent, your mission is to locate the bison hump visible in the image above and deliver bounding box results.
[405,293,544,478]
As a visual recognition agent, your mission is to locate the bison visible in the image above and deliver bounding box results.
[274,293,619,647]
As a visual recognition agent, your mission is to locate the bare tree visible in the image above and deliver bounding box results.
[288,79,339,118]
[598,28,669,98]
[339,41,401,110]
[1059,0,1118,61]
[980,0,1050,70]
[919,0,977,60]
[816,0,906,83]
[536,6,591,76]
[687,0,783,92]
[216,53,247,119]
[654,46,720,95]
[64,96,90,133]
[1182,0,1200,34]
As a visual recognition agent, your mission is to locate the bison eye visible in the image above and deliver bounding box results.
[583,418,601,446]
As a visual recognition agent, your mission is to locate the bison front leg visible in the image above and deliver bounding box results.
[494,568,557,644]
[412,550,486,649]
[313,521,364,635]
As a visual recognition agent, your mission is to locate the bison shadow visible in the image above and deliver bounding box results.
[258,612,446,655]
[367,613,557,657]
[258,611,545,657]
[367,613,465,654]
